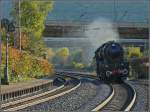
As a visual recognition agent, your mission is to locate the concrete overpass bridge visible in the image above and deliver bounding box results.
[44,37,148,47]
[45,20,148,28]
[43,21,149,39]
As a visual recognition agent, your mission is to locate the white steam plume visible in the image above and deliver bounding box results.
[84,18,119,63]
[85,18,119,50]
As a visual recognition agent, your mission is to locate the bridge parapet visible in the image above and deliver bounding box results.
[44,21,148,38]
[44,37,149,47]
[45,20,148,28]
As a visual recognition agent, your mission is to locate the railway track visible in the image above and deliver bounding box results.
[22,71,109,112]
[57,70,136,112]
[1,75,81,111]
[128,80,149,111]
[1,70,137,111]
[92,82,136,112]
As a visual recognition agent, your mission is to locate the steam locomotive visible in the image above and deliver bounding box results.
[94,41,129,82]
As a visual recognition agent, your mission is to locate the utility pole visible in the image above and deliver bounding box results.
[1,18,15,85]
[0,1,2,111]
[19,0,21,51]
[0,0,2,65]
[4,33,9,85]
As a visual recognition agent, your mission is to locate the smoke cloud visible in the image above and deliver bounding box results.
[84,18,119,63]
[85,18,119,50]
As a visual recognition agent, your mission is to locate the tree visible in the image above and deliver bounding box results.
[71,49,82,63]
[53,48,70,67]
[11,0,54,56]
[46,48,55,61]
[57,47,70,61]
[127,47,143,59]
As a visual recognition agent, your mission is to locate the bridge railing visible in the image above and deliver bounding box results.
[45,20,148,28]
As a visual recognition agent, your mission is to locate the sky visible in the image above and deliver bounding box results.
[0,0,149,23]
[47,0,149,23]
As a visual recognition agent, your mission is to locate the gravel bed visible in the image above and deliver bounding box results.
[22,78,111,112]
[128,80,149,111]
[101,84,128,112]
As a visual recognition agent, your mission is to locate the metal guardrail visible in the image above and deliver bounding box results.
[1,81,53,102]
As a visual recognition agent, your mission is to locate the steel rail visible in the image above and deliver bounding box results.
[2,75,81,111]
[92,82,136,112]
[123,82,136,111]
[56,70,136,112]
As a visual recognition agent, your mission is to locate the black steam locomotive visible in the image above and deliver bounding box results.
[94,41,129,82]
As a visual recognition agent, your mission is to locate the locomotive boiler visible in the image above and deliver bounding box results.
[94,41,129,82]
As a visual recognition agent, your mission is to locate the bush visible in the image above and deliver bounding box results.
[1,44,54,83]
[73,62,85,69]
[46,48,55,61]
[56,47,70,61]
[126,47,149,79]
[127,47,143,58]
[35,58,54,77]
[71,49,82,63]
[130,58,148,79]
[52,47,70,67]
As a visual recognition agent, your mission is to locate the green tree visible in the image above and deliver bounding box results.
[46,48,55,61]
[57,47,70,61]
[11,0,54,56]
[127,47,143,58]
[71,49,82,63]
[53,48,70,67]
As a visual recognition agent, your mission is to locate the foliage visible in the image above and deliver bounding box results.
[46,48,55,61]
[71,49,82,63]
[0,1,55,83]
[12,0,54,38]
[130,58,148,79]
[0,27,15,46]
[127,47,143,58]
[38,58,54,75]
[15,32,30,49]
[56,47,70,61]
[11,0,54,56]
[73,62,85,69]
[1,44,54,83]
[126,47,148,79]
[29,37,47,57]
[52,47,70,67]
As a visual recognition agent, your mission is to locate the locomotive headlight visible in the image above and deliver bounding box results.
[105,65,109,68]
[122,69,128,74]
[106,71,112,77]
[121,63,124,66]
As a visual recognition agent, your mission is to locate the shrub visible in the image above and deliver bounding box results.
[56,47,70,61]
[71,49,82,63]
[16,32,30,50]
[46,48,55,61]
[73,62,85,69]
[127,47,143,58]
[130,58,148,79]
[1,44,54,83]
[52,47,70,67]
[36,58,54,76]
[13,52,32,78]
[124,46,149,79]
